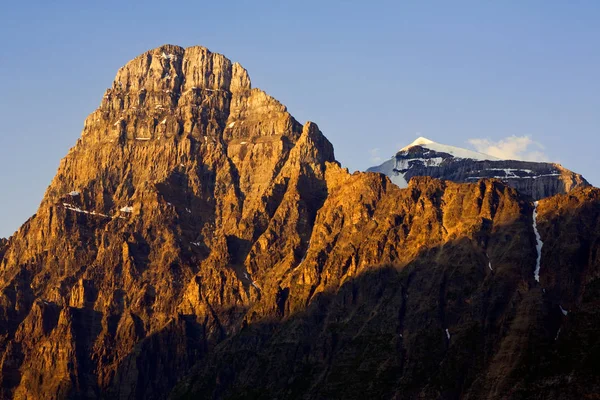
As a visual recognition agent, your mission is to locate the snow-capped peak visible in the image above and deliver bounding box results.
[400,136,500,161]
[400,136,435,151]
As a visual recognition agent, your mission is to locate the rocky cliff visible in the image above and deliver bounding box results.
[368,137,589,200]
[0,45,598,400]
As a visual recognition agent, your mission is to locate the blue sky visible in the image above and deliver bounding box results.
[1,1,599,237]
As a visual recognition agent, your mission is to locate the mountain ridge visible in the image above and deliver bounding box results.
[400,136,500,160]
[368,136,589,199]
[0,45,598,400]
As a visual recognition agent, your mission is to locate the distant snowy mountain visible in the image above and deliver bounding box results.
[368,137,589,199]
[399,137,499,161]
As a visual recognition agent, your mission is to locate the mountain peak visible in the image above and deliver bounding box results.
[369,136,589,198]
[401,136,435,150]
[109,44,251,108]
[399,136,499,161]
[1,44,599,400]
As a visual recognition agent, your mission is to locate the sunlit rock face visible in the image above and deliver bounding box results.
[0,46,599,400]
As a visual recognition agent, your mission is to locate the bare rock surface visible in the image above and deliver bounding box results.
[0,45,598,400]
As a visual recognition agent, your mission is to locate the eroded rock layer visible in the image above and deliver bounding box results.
[0,45,598,400]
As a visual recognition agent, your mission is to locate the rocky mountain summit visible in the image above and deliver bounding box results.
[0,45,599,400]
[368,137,589,200]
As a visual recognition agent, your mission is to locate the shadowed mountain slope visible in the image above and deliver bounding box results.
[0,45,598,400]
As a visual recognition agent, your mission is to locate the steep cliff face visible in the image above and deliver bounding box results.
[172,181,600,400]
[368,137,589,200]
[0,240,7,261]
[0,45,598,400]
[0,44,333,399]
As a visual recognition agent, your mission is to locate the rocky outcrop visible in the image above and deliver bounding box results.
[0,44,334,400]
[368,137,589,200]
[171,179,600,400]
[0,239,7,260]
[0,45,598,400]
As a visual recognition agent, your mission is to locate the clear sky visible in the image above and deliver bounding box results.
[1,1,599,238]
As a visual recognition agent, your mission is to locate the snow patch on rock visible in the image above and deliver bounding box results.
[368,157,408,188]
[401,137,499,161]
[161,52,177,61]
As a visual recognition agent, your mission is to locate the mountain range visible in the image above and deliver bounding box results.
[368,137,589,199]
[0,45,598,400]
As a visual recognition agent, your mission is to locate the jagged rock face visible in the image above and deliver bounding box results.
[368,139,589,200]
[0,239,7,261]
[0,45,599,400]
[0,44,334,400]
[172,182,600,400]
